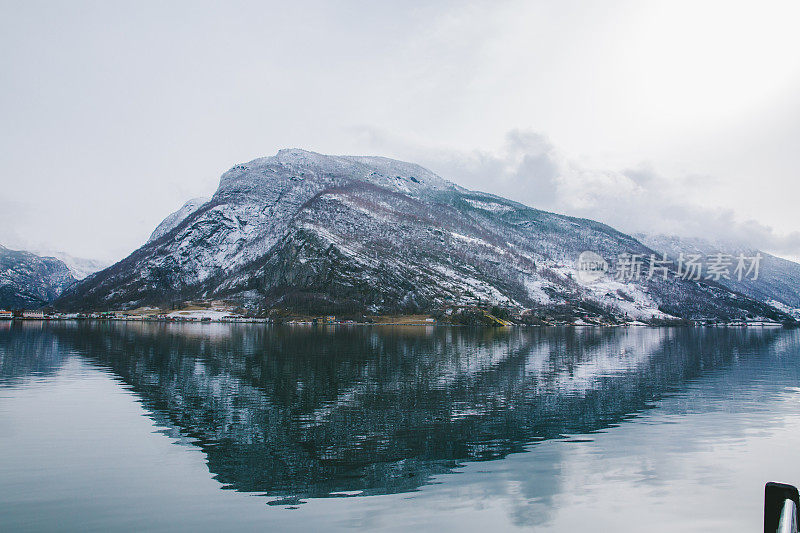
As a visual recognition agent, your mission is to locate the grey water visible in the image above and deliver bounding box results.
[1,321,799,532]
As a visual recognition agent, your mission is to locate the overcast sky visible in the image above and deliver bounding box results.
[2,0,800,262]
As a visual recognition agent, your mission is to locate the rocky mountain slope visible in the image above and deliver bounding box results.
[55,149,790,322]
[0,245,77,309]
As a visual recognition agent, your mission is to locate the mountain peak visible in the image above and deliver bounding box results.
[147,197,210,244]
[215,149,459,201]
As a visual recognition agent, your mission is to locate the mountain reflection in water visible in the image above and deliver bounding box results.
[1,322,798,513]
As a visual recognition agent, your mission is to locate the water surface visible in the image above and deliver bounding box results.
[1,321,799,531]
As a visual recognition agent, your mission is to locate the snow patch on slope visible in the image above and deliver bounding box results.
[464,198,514,213]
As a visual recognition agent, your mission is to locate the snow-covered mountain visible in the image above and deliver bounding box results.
[55,149,790,322]
[32,249,110,280]
[638,233,800,318]
[0,245,77,309]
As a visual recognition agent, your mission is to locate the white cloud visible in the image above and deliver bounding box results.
[2,1,800,262]
[358,127,800,258]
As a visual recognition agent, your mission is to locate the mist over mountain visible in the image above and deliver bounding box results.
[55,150,790,322]
[31,249,110,281]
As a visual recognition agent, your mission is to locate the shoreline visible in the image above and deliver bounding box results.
[0,317,788,328]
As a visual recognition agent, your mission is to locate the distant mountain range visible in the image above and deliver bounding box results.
[638,234,800,318]
[0,246,110,310]
[50,149,795,323]
[0,245,77,309]
[31,250,110,281]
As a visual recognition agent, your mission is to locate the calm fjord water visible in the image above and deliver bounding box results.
[1,322,799,532]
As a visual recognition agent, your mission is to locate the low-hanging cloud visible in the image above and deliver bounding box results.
[356,126,800,258]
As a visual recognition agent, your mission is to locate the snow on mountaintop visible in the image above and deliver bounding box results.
[215,148,460,200]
